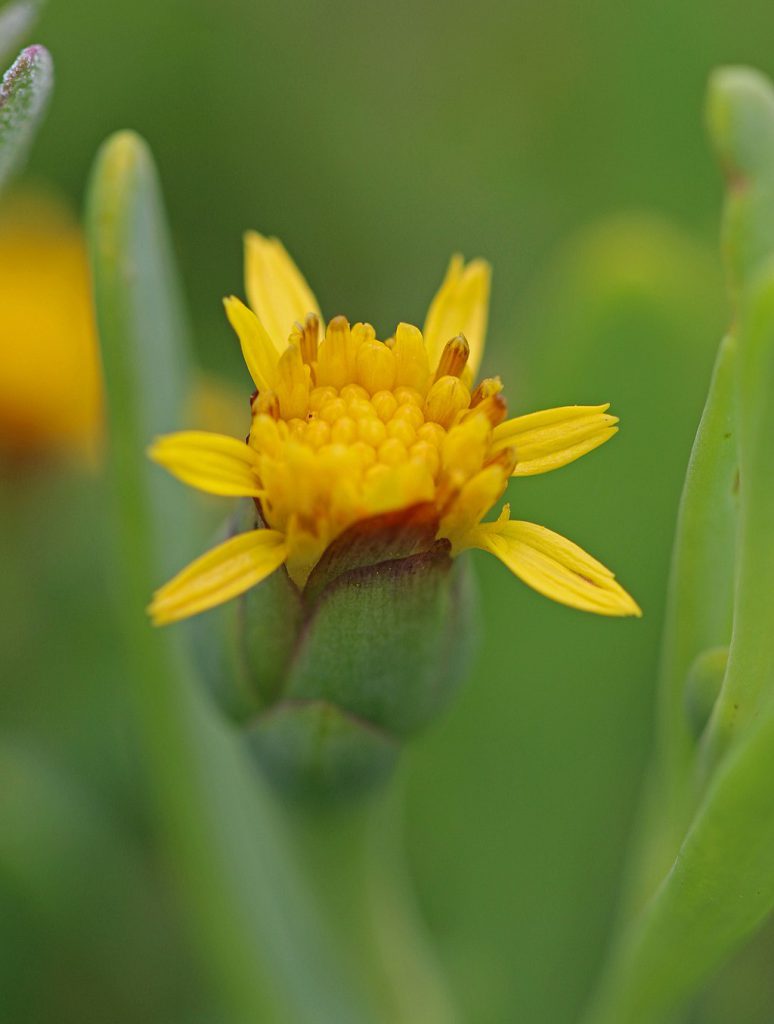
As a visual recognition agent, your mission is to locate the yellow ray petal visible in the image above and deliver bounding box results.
[148,529,288,626]
[223,295,279,393]
[244,232,323,351]
[423,254,491,376]
[465,517,641,617]
[491,404,619,476]
[148,431,262,497]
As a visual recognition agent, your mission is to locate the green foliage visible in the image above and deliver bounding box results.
[582,67,774,1024]
[86,129,372,1024]
[0,43,51,190]
[405,213,724,1024]
[684,647,729,741]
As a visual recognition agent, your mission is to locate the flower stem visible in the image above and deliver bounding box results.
[285,780,460,1024]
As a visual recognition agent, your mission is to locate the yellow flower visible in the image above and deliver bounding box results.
[0,190,102,463]
[148,235,640,625]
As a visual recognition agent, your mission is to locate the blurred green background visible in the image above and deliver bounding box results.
[5,0,774,1021]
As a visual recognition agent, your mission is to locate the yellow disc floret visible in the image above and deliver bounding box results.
[247,314,510,584]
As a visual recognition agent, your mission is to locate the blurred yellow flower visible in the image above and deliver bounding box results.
[0,190,102,463]
[148,234,640,625]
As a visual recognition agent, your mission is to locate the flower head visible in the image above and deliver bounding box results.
[148,234,640,625]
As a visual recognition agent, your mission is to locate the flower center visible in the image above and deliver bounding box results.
[296,384,448,477]
[246,315,510,584]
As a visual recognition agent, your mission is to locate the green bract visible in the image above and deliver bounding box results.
[198,499,477,797]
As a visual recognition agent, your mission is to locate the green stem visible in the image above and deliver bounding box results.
[286,781,459,1024]
[619,333,738,920]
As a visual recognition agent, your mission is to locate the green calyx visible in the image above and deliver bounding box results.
[197,500,478,797]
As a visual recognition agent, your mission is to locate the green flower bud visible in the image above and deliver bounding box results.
[195,499,478,797]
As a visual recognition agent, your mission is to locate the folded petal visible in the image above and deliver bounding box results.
[491,404,618,476]
[148,529,288,626]
[244,231,323,351]
[465,516,641,617]
[223,295,279,393]
[423,254,491,376]
[148,431,262,497]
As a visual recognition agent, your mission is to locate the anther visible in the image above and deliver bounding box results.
[470,376,503,407]
[463,392,508,427]
[434,334,470,382]
[294,313,320,365]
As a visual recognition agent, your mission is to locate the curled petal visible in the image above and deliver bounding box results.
[148,431,262,497]
[423,254,491,376]
[149,529,288,626]
[465,516,641,617]
[492,404,619,476]
[244,231,323,351]
[223,295,279,393]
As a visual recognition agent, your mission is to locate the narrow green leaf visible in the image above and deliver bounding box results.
[700,271,774,766]
[0,44,52,191]
[0,1,41,67]
[698,67,774,768]
[583,505,774,1022]
[87,130,373,1024]
[461,213,723,1024]
[583,67,774,1024]
[624,334,738,912]
[657,333,737,774]
[684,647,729,741]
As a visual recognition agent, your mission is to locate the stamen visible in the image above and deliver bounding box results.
[463,392,508,427]
[292,313,320,365]
[434,334,470,382]
[470,376,503,407]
